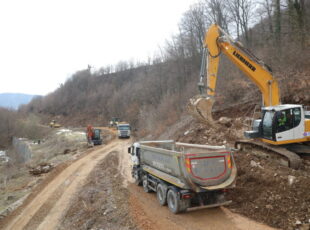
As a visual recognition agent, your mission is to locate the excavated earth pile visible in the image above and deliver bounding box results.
[228,151,310,230]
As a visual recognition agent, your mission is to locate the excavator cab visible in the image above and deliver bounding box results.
[246,105,306,144]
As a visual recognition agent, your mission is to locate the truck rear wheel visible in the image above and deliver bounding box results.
[142,176,151,193]
[156,183,167,206]
[167,189,181,213]
[167,189,190,213]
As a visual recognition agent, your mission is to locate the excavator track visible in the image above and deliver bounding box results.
[235,140,302,170]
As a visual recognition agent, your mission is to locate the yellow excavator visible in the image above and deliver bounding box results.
[188,24,310,169]
[49,120,61,128]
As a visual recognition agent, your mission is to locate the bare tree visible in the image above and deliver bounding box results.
[227,0,254,45]
[180,2,207,55]
[204,0,229,32]
[274,0,282,49]
[264,0,274,35]
[286,0,307,48]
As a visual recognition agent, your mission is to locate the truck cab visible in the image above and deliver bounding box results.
[117,123,131,138]
[128,142,140,162]
[128,142,141,184]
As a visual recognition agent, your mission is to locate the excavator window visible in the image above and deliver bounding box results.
[292,108,301,126]
[262,111,275,140]
[275,108,301,133]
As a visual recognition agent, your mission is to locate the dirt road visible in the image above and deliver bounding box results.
[129,185,276,230]
[1,138,126,230]
[1,135,275,230]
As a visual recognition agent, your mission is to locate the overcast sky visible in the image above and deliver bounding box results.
[0,0,194,95]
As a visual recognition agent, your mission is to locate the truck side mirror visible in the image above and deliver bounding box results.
[128,147,131,154]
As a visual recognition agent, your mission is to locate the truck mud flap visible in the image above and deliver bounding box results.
[186,200,232,212]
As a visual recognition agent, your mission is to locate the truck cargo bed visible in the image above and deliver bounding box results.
[138,141,237,191]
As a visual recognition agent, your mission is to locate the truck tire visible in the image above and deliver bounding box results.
[167,189,181,213]
[167,189,189,213]
[133,169,142,186]
[156,183,167,206]
[142,176,151,193]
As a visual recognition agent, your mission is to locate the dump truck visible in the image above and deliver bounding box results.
[117,123,131,138]
[128,140,237,213]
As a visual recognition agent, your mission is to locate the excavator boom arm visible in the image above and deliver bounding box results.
[204,24,280,107]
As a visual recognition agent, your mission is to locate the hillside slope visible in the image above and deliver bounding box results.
[20,1,310,136]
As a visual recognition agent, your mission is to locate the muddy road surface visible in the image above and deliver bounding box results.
[129,184,275,230]
[1,135,275,230]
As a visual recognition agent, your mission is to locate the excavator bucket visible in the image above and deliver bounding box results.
[187,95,217,127]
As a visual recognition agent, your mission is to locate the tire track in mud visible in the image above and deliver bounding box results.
[129,183,273,230]
[23,163,86,230]
[59,149,136,230]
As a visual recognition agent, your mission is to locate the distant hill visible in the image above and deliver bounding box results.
[22,1,309,135]
[0,93,38,109]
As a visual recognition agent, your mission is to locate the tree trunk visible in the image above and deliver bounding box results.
[274,0,282,53]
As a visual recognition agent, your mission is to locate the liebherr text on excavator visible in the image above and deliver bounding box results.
[188,24,310,169]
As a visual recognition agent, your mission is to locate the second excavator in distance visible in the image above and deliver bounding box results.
[188,24,310,169]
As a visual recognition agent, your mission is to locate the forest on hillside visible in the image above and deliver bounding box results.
[1,0,309,147]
